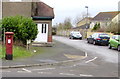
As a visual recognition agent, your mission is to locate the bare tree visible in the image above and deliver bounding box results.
[63,17,73,29]
[73,14,83,26]
[73,12,91,26]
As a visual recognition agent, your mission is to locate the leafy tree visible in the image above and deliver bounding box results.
[92,23,100,31]
[1,16,38,45]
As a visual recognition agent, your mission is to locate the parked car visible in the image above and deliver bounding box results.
[108,35,120,51]
[87,33,110,45]
[69,31,82,40]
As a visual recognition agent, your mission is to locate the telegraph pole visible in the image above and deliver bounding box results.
[85,6,88,38]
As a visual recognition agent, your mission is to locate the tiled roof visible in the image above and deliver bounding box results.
[72,24,90,29]
[93,11,120,21]
[34,2,54,18]
[77,17,93,24]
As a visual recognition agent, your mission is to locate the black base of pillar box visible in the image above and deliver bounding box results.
[5,54,13,60]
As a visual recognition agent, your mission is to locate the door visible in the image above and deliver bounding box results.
[34,23,48,42]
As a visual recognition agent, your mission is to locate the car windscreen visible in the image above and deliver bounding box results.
[73,32,80,35]
[99,34,109,37]
[114,35,120,39]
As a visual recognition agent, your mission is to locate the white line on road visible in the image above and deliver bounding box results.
[59,73,75,76]
[85,57,98,63]
[80,74,93,77]
[38,72,52,74]
[22,68,32,73]
[31,68,55,71]
[85,52,88,57]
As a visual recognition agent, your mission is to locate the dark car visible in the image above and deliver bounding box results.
[87,33,110,45]
[69,31,82,40]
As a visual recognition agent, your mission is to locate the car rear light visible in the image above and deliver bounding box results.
[96,38,101,40]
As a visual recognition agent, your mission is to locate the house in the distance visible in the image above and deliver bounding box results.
[90,11,120,30]
[2,1,54,46]
[73,17,93,38]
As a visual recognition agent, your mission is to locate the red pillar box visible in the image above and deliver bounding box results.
[5,32,14,60]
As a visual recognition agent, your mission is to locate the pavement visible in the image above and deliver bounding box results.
[1,40,85,69]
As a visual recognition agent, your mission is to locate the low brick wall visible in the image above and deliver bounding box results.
[87,32,114,38]
[57,30,114,38]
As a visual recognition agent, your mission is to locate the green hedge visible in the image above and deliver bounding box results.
[1,16,38,45]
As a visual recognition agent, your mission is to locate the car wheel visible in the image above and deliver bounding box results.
[87,40,89,43]
[71,36,74,39]
[93,41,96,45]
[108,44,112,49]
[69,37,71,39]
[117,45,120,51]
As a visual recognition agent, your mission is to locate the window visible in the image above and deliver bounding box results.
[41,24,47,33]
[42,24,44,33]
[44,24,46,33]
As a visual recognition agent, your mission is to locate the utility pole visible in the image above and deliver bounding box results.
[85,6,88,38]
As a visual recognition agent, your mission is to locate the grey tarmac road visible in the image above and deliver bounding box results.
[53,36,118,63]
[2,36,119,77]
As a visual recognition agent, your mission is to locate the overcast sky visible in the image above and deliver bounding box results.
[41,0,120,26]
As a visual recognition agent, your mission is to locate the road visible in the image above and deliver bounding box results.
[2,36,118,77]
[53,36,118,63]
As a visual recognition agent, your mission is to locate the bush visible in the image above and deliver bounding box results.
[92,23,100,31]
[1,16,38,45]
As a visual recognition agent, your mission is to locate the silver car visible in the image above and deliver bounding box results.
[69,31,82,40]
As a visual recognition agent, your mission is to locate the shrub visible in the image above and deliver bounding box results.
[92,23,100,31]
[1,16,38,45]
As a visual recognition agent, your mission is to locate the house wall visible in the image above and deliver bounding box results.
[90,21,111,29]
[33,20,52,42]
[2,2,32,18]
[77,18,91,27]
[112,13,120,23]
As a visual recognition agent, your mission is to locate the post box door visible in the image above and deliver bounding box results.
[6,35,13,54]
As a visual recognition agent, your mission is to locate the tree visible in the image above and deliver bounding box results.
[92,23,100,31]
[73,14,83,26]
[73,12,91,26]
[63,17,73,29]
[1,16,38,45]
[56,17,73,31]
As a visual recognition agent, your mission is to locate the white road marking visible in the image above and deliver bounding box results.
[17,71,31,73]
[85,57,98,63]
[80,74,93,77]
[31,68,55,71]
[85,52,88,57]
[22,68,32,73]
[59,73,75,76]
[38,72,51,74]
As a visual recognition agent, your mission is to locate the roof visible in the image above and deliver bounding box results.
[93,11,120,21]
[77,17,93,24]
[72,24,90,29]
[32,2,54,20]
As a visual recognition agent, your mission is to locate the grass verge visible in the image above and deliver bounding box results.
[0,44,45,59]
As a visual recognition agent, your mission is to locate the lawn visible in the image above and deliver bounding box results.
[0,44,45,59]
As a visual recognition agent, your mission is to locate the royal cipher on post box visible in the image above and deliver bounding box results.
[5,32,14,60]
